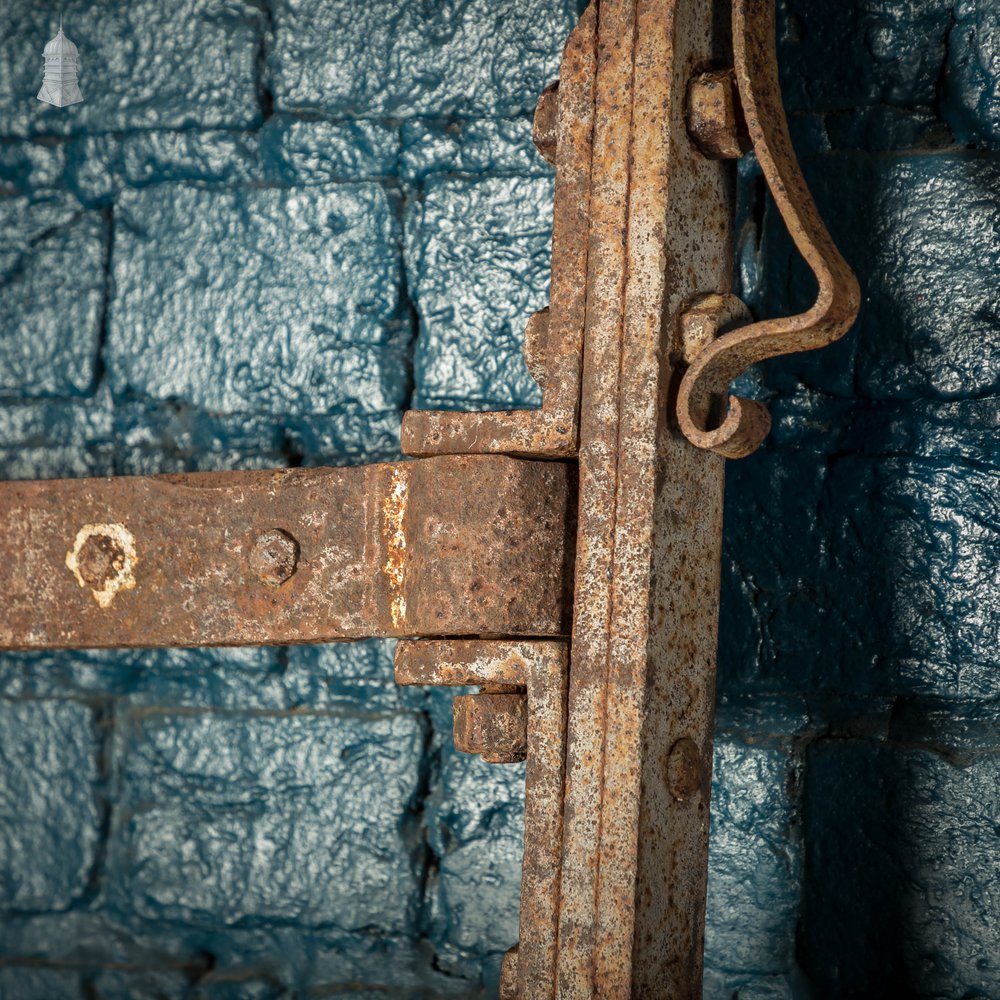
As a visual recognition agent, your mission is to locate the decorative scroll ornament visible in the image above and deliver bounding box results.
[37,19,84,108]
[676,0,861,458]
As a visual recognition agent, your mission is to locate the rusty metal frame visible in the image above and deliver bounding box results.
[0,0,859,996]
[0,456,575,648]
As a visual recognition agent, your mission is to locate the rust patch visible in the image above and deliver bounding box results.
[65,522,137,609]
[1,457,570,649]
[665,738,703,802]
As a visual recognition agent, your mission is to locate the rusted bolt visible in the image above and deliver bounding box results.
[685,69,750,160]
[249,528,299,586]
[533,80,560,165]
[666,737,703,802]
[453,691,528,764]
[679,292,752,365]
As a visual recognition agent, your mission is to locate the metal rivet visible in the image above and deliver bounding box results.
[249,528,299,587]
[454,691,528,764]
[666,737,703,802]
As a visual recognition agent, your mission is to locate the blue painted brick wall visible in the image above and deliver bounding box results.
[1,1,999,997]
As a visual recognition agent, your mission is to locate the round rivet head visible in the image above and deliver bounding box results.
[76,532,127,591]
[249,529,299,586]
[666,737,703,802]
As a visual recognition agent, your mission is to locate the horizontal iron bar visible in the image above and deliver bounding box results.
[0,456,575,649]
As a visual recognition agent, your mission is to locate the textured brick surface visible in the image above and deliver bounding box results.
[107,710,424,931]
[0,196,107,398]
[945,0,1000,145]
[0,701,100,911]
[270,0,578,118]
[424,745,526,980]
[705,740,801,980]
[801,738,1000,998]
[0,1,264,136]
[407,175,551,409]
[108,184,409,417]
[747,154,1000,402]
[1,0,1000,996]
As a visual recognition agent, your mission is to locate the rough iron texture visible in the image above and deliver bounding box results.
[0,456,574,648]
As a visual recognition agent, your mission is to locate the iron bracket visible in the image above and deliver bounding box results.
[0,0,859,995]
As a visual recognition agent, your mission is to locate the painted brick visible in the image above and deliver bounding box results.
[747,153,1000,403]
[107,184,409,416]
[0,446,114,481]
[801,739,1000,998]
[279,410,404,465]
[820,106,951,153]
[0,646,278,706]
[721,422,1000,700]
[719,445,884,697]
[399,118,548,181]
[107,710,424,933]
[705,740,801,979]
[0,968,82,999]
[269,0,577,119]
[943,0,1000,146]
[869,457,1000,697]
[88,969,191,1000]
[281,641,406,713]
[0,195,107,399]
[0,700,100,911]
[260,119,400,186]
[776,0,952,115]
[407,175,551,410]
[0,139,66,194]
[0,914,471,998]
[0,0,264,137]
[424,748,524,981]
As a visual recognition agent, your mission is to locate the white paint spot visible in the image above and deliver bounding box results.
[65,522,138,609]
[382,469,409,629]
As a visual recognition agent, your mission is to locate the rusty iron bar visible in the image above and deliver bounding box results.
[394,640,569,1000]
[0,456,575,648]
[551,0,737,994]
